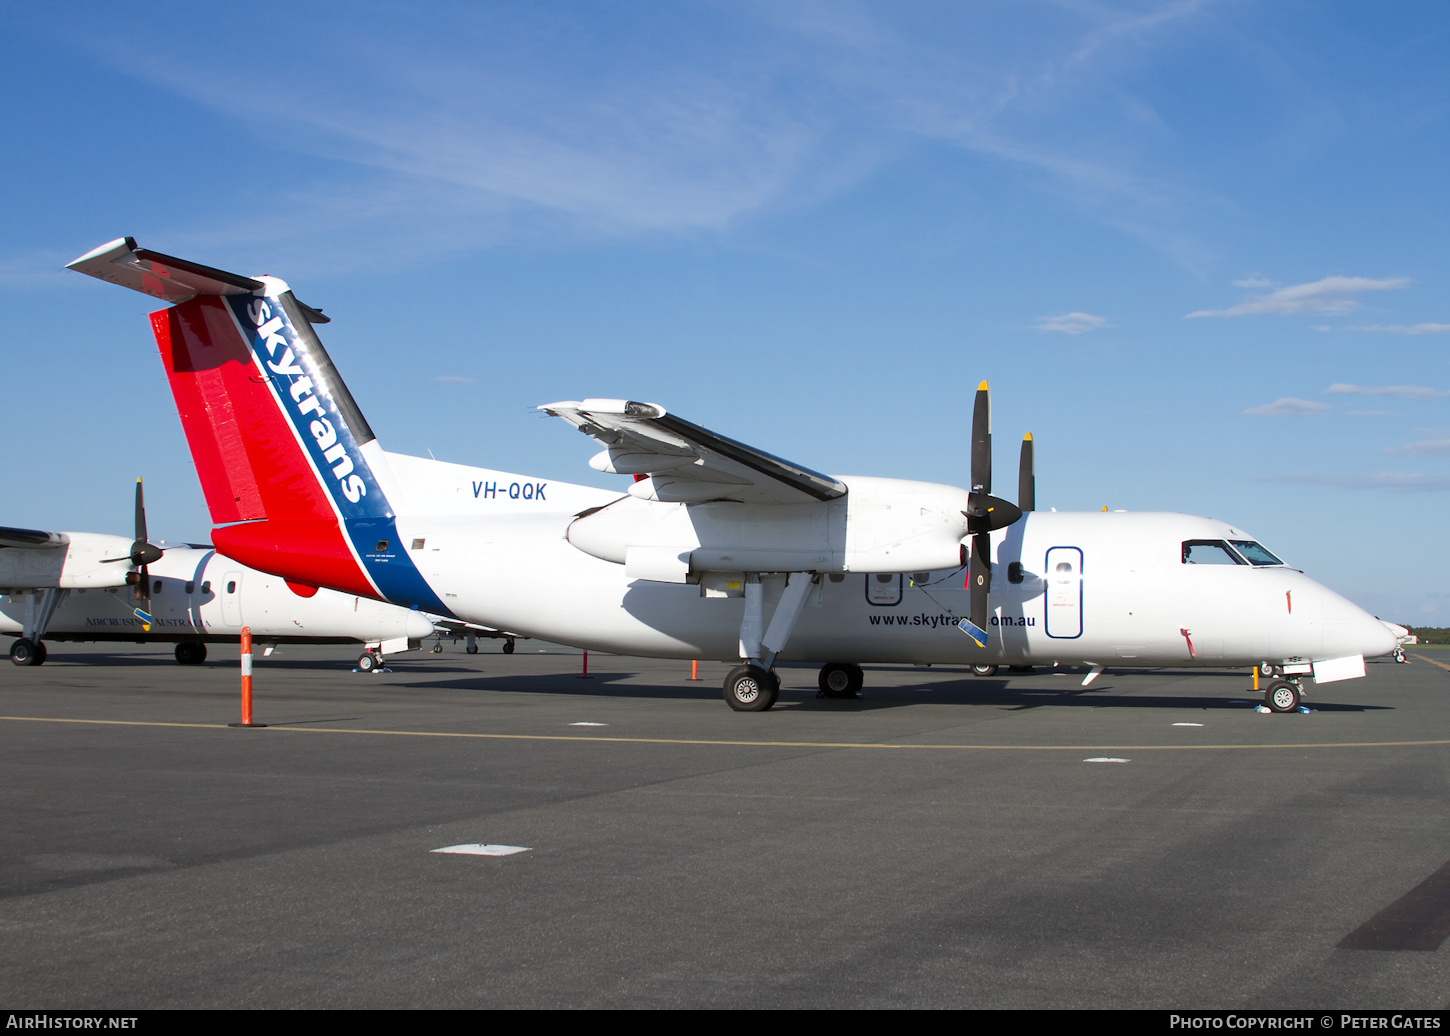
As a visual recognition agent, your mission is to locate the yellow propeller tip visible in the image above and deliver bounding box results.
[977,380,989,391]
[1102,506,1108,511]
[1023,432,1032,441]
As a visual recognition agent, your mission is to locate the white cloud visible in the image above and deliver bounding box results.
[1033,312,1108,334]
[1233,276,1275,288]
[1386,440,1450,456]
[1351,323,1450,335]
[1243,398,1330,416]
[1187,276,1411,318]
[1326,383,1450,398]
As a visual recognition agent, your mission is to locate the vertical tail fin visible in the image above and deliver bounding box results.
[68,238,449,614]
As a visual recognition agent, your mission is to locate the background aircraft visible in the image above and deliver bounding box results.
[0,480,506,669]
[67,238,1397,710]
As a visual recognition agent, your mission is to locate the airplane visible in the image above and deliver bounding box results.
[65,237,1398,712]
[0,479,512,669]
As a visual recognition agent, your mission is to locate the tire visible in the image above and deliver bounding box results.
[465,643,478,655]
[357,652,377,672]
[33,641,47,666]
[723,664,779,712]
[1265,680,1300,713]
[431,642,443,654]
[10,639,37,667]
[971,663,999,677]
[1259,662,1275,677]
[818,662,863,699]
[175,642,207,665]
[503,639,516,654]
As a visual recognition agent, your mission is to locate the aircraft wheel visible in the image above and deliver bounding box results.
[34,641,47,665]
[431,642,444,654]
[1265,680,1301,713]
[724,664,779,712]
[1259,662,1275,677]
[175,642,207,665]
[817,662,863,699]
[10,639,39,667]
[465,644,479,655]
[971,663,999,677]
[357,652,378,672]
[503,639,516,655]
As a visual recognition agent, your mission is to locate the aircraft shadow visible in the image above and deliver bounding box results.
[389,672,1390,713]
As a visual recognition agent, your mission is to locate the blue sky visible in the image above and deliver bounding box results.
[4,2,1448,621]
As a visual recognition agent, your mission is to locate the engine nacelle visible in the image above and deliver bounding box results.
[0,533,137,590]
[566,476,973,581]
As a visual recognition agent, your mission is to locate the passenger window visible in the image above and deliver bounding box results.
[226,581,237,593]
[1182,540,1245,565]
[153,580,163,593]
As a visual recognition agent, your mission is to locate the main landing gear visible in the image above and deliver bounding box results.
[724,664,779,712]
[10,588,65,667]
[9,639,47,667]
[174,642,207,665]
[818,662,864,699]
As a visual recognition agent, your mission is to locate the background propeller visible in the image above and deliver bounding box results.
[100,478,165,630]
[960,382,1027,647]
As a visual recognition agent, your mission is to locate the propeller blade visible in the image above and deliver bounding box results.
[135,478,147,546]
[1018,433,1035,512]
[127,477,164,567]
[967,533,990,638]
[971,380,991,494]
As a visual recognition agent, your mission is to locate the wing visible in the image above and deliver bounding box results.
[0,527,68,549]
[539,399,847,505]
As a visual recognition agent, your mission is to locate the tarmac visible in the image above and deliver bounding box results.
[1,641,1448,1008]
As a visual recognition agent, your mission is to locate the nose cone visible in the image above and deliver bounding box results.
[1320,587,1400,659]
[406,612,437,640]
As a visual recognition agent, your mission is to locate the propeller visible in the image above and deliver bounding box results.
[959,382,1028,648]
[100,478,165,630]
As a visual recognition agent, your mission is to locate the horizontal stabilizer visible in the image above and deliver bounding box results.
[541,399,847,504]
[67,237,263,304]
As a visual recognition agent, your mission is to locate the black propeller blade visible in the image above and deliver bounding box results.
[100,479,163,629]
[1019,432,1034,513]
[960,383,1028,648]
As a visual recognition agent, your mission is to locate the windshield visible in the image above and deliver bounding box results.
[1182,540,1245,565]
[1229,540,1285,567]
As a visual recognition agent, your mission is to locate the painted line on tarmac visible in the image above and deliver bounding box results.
[1411,653,1450,672]
[2,715,1450,753]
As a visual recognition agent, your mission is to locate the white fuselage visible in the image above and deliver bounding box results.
[0,544,435,647]
[367,454,1396,668]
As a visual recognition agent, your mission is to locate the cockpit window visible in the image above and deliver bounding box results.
[1229,540,1284,566]
[1182,540,1246,565]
